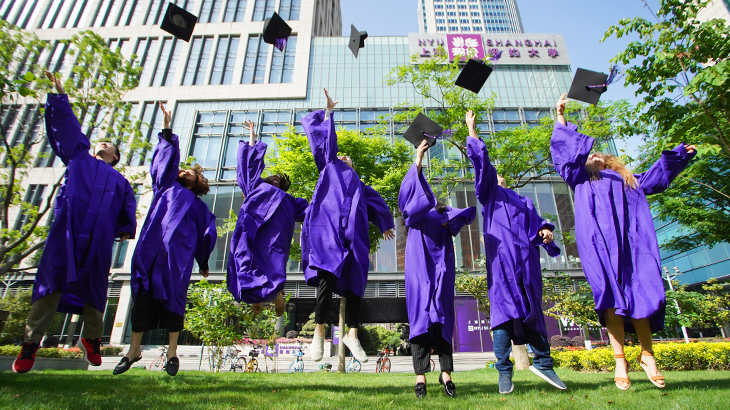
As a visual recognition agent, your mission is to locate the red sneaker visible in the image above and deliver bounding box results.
[79,338,103,366]
[12,343,40,373]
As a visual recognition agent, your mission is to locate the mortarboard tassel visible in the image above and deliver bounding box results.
[274,37,287,52]
[422,129,454,139]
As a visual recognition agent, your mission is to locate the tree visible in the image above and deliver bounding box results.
[0,23,143,281]
[0,289,32,344]
[299,311,328,338]
[603,0,730,252]
[185,279,251,372]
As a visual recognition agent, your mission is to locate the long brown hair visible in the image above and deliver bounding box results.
[178,164,210,196]
[586,153,638,189]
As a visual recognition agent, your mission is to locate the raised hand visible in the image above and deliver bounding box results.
[44,70,65,94]
[243,120,257,145]
[685,144,697,154]
[539,229,554,244]
[200,269,209,278]
[415,139,429,171]
[556,93,569,116]
[383,229,395,241]
[465,110,477,130]
[158,102,172,129]
[324,88,338,111]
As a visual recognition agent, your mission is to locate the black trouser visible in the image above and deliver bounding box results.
[410,325,454,374]
[314,270,362,328]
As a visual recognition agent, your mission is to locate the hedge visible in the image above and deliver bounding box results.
[0,345,123,359]
[552,342,730,372]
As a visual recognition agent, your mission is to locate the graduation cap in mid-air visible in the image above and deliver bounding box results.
[263,12,292,52]
[348,24,368,58]
[567,66,622,105]
[455,50,501,94]
[402,113,452,148]
[160,2,198,42]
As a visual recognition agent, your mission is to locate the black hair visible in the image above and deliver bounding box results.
[96,140,121,166]
[263,173,291,192]
[435,202,448,214]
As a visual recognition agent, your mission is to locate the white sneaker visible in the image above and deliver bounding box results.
[310,335,324,361]
[342,335,368,363]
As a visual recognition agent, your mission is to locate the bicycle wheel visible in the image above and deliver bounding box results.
[149,356,163,370]
[246,359,259,373]
[289,360,304,374]
[232,357,246,372]
[222,357,236,372]
[376,361,382,373]
[347,359,361,373]
[383,358,391,373]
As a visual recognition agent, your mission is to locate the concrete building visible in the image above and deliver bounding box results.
[0,0,601,351]
[697,0,730,26]
[418,0,524,34]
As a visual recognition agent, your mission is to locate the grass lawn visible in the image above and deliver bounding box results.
[1,368,729,409]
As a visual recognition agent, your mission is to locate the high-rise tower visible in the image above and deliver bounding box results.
[418,0,524,34]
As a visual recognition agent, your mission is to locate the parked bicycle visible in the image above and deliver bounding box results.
[148,346,168,371]
[346,351,361,373]
[222,346,247,372]
[245,345,262,372]
[375,349,391,373]
[288,344,305,373]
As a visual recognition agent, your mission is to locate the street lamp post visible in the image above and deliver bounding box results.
[662,266,690,344]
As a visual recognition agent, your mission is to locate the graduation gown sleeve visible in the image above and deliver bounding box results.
[302,109,337,172]
[550,121,594,189]
[117,182,137,238]
[195,210,217,271]
[466,136,498,204]
[44,94,90,164]
[237,139,267,198]
[636,143,696,196]
[151,130,181,193]
[398,163,436,227]
[364,185,395,234]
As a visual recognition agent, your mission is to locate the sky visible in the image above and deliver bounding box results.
[340,0,662,156]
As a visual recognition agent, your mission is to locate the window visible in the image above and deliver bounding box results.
[436,19,445,23]
[279,0,300,20]
[269,36,297,84]
[144,0,166,25]
[41,0,64,28]
[199,0,223,23]
[435,4,443,8]
[223,0,247,22]
[197,185,244,272]
[5,0,44,29]
[151,38,181,87]
[252,0,276,21]
[435,11,444,16]
[437,26,446,31]
[221,111,258,179]
[210,36,240,85]
[182,37,214,86]
[241,36,268,84]
[93,0,117,27]
[189,111,226,177]
[14,185,47,231]
[129,102,163,166]
[134,38,161,87]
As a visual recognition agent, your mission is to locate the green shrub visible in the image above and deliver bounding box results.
[0,345,83,359]
[552,342,730,372]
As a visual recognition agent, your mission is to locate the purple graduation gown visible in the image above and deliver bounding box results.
[32,94,137,315]
[131,131,217,316]
[301,110,395,298]
[227,140,308,304]
[467,136,560,340]
[399,164,476,343]
[550,122,695,333]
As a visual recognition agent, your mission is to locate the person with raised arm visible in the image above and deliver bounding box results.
[551,93,696,390]
[302,89,395,364]
[227,119,308,315]
[114,102,216,377]
[12,71,137,374]
[399,139,476,398]
[465,110,567,394]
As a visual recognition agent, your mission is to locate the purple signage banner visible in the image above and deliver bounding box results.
[446,34,485,61]
[333,325,340,345]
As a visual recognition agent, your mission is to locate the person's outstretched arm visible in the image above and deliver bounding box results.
[465,110,499,204]
[43,70,90,165]
[236,120,267,197]
[150,102,180,193]
[398,139,436,227]
[550,94,593,189]
[636,143,697,195]
[302,88,339,172]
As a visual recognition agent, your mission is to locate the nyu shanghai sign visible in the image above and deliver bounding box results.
[408,33,571,66]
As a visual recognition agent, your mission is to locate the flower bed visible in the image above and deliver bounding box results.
[0,345,122,358]
[552,342,730,372]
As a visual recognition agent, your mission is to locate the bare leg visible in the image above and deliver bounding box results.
[631,317,664,386]
[125,332,143,360]
[252,303,262,315]
[347,327,358,340]
[274,292,286,317]
[441,371,452,383]
[416,374,426,384]
[604,309,629,389]
[168,332,179,358]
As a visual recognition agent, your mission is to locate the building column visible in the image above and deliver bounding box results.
[109,280,133,345]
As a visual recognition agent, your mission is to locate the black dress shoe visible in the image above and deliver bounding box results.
[439,373,456,397]
[113,355,142,375]
[415,382,427,398]
[165,357,180,376]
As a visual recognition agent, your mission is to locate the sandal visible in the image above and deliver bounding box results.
[614,354,631,391]
[638,350,666,388]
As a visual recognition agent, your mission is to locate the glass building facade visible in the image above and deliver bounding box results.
[419,0,525,34]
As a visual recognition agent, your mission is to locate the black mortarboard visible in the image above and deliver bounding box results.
[403,113,448,148]
[455,58,494,94]
[567,68,610,105]
[160,2,198,42]
[348,24,368,58]
[263,12,292,52]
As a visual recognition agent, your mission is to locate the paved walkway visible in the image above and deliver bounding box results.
[92,345,497,374]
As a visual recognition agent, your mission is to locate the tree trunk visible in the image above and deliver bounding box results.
[511,342,530,370]
[337,297,346,373]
